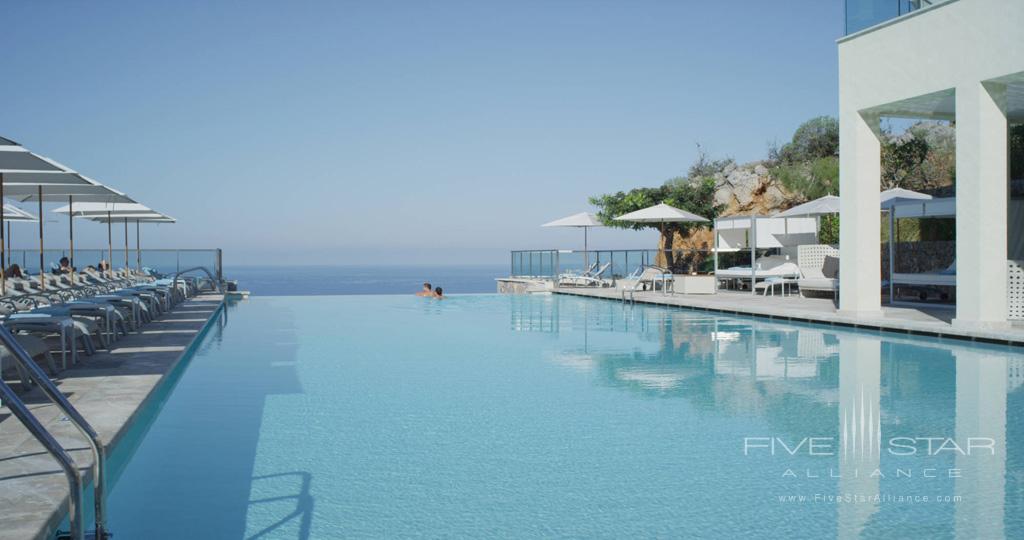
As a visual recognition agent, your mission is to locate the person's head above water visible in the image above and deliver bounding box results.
[434,287,443,298]
[423,282,432,291]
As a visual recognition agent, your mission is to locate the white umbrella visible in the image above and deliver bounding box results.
[542,212,603,267]
[0,137,99,291]
[774,195,841,218]
[614,202,708,245]
[55,204,175,273]
[6,180,134,286]
[3,204,36,221]
[614,203,709,224]
[615,203,709,272]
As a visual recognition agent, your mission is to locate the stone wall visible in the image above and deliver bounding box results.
[880,240,956,276]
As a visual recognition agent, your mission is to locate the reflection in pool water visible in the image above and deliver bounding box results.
[106,294,1023,539]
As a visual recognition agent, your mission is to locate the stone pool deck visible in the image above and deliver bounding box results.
[0,293,225,540]
[555,288,1024,346]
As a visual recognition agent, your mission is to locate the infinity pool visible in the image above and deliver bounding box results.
[102,294,1024,539]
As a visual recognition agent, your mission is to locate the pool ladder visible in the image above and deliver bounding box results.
[0,325,111,540]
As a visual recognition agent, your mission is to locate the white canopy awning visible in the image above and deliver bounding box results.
[884,197,955,218]
[714,215,818,250]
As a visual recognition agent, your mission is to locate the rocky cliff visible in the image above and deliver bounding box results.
[669,161,796,253]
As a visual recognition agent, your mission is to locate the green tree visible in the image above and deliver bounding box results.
[774,116,839,164]
[589,176,723,267]
[881,133,929,189]
[773,156,839,201]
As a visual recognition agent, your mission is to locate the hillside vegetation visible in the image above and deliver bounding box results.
[590,116,973,252]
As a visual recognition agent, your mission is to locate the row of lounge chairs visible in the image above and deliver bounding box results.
[0,268,199,389]
[552,244,843,299]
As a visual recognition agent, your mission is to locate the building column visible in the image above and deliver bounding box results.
[954,82,1008,328]
[839,109,882,316]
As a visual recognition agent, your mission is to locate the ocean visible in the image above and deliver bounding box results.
[223,264,508,296]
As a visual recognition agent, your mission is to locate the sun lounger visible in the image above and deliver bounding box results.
[558,262,611,287]
[797,244,839,298]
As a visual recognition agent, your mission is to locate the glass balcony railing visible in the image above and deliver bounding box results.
[844,0,949,35]
[509,249,756,279]
[3,248,223,280]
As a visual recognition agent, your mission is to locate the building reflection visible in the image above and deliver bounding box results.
[509,295,1024,538]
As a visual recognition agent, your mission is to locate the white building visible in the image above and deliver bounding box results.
[838,0,1023,328]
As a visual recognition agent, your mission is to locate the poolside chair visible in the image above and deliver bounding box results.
[558,262,611,287]
[796,244,840,299]
[621,265,670,302]
[0,332,59,381]
[558,262,598,282]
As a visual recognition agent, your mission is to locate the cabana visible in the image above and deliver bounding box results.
[882,196,956,303]
[713,215,817,294]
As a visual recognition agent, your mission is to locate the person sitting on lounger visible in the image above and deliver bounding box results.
[58,257,74,274]
[4,264,22,278]
[416,282,433,297]
[433,287,444,299]
[98,260,109,273]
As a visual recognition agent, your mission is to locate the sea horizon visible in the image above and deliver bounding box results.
[224,263,508,296]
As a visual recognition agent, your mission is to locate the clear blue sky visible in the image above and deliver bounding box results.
[1,1,842,265]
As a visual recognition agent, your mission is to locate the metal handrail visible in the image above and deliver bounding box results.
[0,329,87,540]
[171,266,223,294]
[0,325,109,540]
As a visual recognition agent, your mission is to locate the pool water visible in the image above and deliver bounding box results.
[104,294,1024,539]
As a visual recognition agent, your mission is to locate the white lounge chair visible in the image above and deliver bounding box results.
[797,244,839,298]
[559,262,611,287]
[621,265,670,302]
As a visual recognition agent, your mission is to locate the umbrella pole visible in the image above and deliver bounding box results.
[6,222,9,270]
[69,196,75,285]
[584,227,588,269]
[107,211,112,278]
[0,172,5,295]
[136,219,141,272]
[123,218,129,274]
[38,186,45,291]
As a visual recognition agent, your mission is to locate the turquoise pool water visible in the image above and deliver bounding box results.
[104,294,1024,539]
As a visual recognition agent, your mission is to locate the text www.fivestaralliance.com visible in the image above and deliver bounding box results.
[777,494,963,504]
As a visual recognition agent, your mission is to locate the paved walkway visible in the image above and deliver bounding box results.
[0,293,224,540]
[556,288,1024,346]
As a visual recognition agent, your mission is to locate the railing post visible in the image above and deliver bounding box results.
[216,249,223,283]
